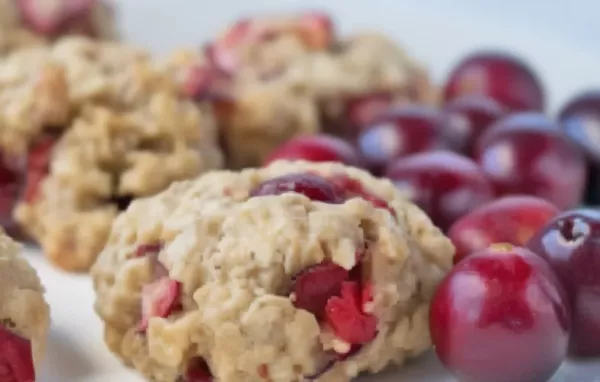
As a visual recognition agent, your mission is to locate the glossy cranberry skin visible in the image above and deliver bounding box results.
[443,52,545,112]
[385,151,494,231]
[442,95,505,155]
[527,209,600,358]
[448,195,559,264]
[475,112,586,210]
[430,244,570,382]
[250,173,343,203]
[264,134,360,167]
[357,105,449,174]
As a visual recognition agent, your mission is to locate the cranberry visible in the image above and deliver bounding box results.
[526,209,600,358]
[357,105,449,174]
[442,95,505,155]
[183,357,213,382]
[293,261,350,319]
[475,112,586,210]
[385,151,494,231]
[17,0,96,37]
[430,244,570,382]
[264,134,360,167]
[0,326,35,382]
[448,196,559,263]
[443,52,545,112]
[325,281,377,345]
[182,64,233,109]
[346,92,394,130]
[250,173,343,203]
[0,154,24,231]
[328,174,394,216]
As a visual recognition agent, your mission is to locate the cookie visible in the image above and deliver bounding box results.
[0,0,118,56]
[92,160,454,382]
[178,12,433,168]
[3,37,223,272]
[0,228,50,380]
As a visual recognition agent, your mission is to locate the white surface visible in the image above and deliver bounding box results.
[26,245,600,382]
[29,1,600,381]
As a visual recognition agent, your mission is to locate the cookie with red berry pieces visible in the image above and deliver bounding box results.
[0,228,50,380]
[0,0,118,56]
[91,160,454,382]
[1,37,222,272]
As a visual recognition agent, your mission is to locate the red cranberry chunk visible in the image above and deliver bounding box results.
[475,112,586,210]
[328,174,394,216]
[250,173,344,203]
[0,326,35,382]
[293,261,350,319]
[526,208,600,358]
[443,52,545,112]
[385,151,494,231]
[325,281,377,345]
[357,105,449,174]
[134,243,163,258]
[183,357,213,382]
[448,195,559,263]
[558,90,600,165]
[442,95,505,155]
[264,134,360,167]
[18,0,96,37]
[430,244,570,382]
[138,277,181,332]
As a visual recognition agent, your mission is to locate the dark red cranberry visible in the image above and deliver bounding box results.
[448,195,559,264]
[325,281,377,345]
[430,244,570,382]
[264,134,361,167]
[250,173,343,203]
[357,105,449,174]
[385,151,494,231]
[183,357,213,382]
[443,52,545,112]
[442,94,505,155]
[475,112,586,210]
[526,209,600,358]
[0,326,36,382]
[293,261,349,319]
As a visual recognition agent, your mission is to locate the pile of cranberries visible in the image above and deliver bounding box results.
[262,51,600,381]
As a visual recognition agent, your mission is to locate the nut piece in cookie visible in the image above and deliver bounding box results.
[174,12,433,168]
[0,228,50,379]
[92,161,454,382]
[0,0,118,56]
[1,37,223,272]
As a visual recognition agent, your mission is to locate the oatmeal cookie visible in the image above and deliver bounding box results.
[0,229,50,379]
[4,37,222,272]
[92,160,454,382]
[179,12,433,168]
[0,0,118,56]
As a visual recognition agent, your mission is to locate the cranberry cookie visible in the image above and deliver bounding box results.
[178,12,433,169]
[2,37,222,272]
[92,161,454,382]
[0,229,50,380]
[0,0,118,56]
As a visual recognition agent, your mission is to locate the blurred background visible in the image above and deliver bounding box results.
[117,0,600,112]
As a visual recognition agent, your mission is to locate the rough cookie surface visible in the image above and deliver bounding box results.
[92,161,454,382]
[176,12,434,169]
[0,0,118,56]
[0,229,50,372]
[4,37,223,272]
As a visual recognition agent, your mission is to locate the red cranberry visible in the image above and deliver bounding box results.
[250,173,343,203]
[526,209,600,358]
[264,134,361,167]
[0,326,36,382]
[442,95,505,155]
[346,92,394,130]
[328,174,394,216]
[17,0,96,37]
[448,195,559,263]
[325,281,377,345]
[558,90,600,164]
[184,357,213,382]
[443,52,545,112]
[0,154,24,231]
[385,151,494,232]
[430,244,570,382]
[475,112,586,210]
[357,105,449,174]
[293,261,349,319]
